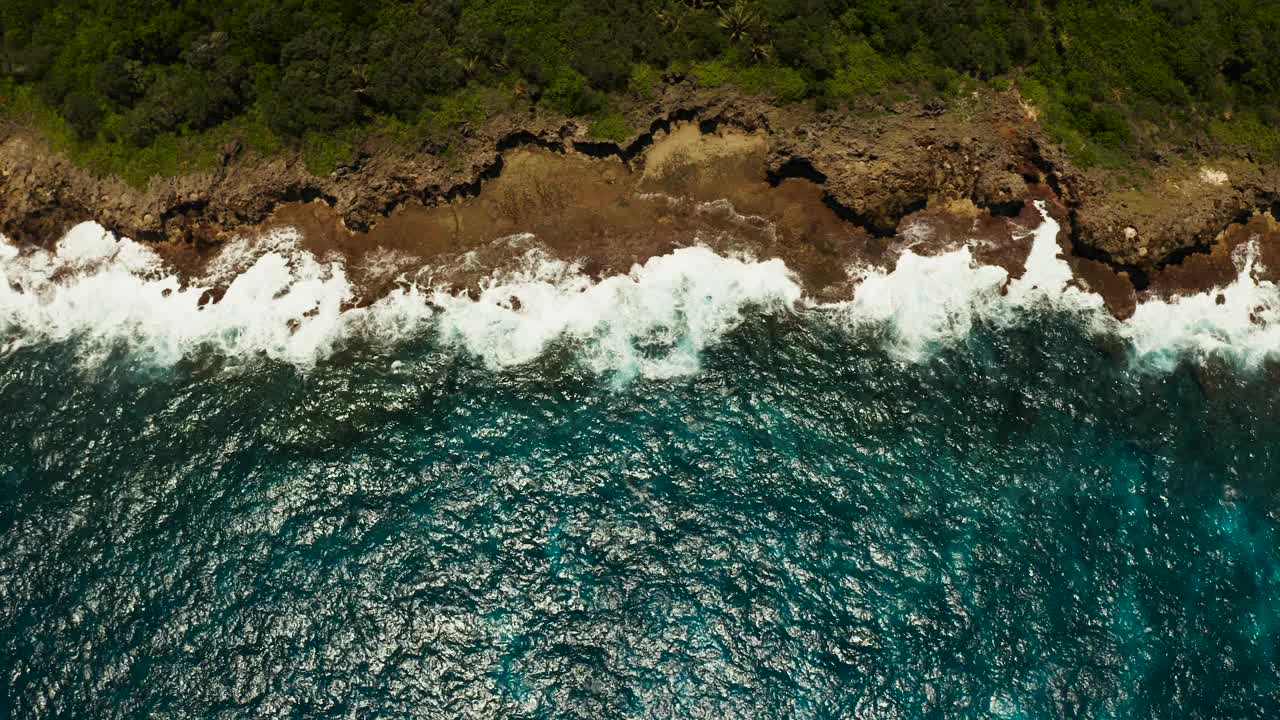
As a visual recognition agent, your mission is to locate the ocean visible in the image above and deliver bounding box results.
[1,207,1278,718]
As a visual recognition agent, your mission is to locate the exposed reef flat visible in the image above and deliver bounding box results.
[2,86,1279,317]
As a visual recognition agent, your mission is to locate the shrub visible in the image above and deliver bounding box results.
[263,26,362,137]
[825,40,898,99]
[541,66,602,116]
[417,87,504,149]
[7,0,1280,171]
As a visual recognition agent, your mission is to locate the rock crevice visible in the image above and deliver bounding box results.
[2,86,1278,306]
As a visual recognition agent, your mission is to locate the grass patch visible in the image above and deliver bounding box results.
[301,130,358,177]
[689,59,734,89]
[736,66,808,103]
[688,58,809,103]
[1211,112,1280,161]
[628,64,662,100]
[588,112,630,143]
[418,85,515,150]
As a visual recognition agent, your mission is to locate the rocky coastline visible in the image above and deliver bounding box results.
[2,85,1279,318]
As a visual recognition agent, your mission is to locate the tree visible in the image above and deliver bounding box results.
[62,91,102,139]
[540,66,601,116]
[719,1,761,44]
[264,25,363,137]
[94,55,144,105]
[363,4,465,119]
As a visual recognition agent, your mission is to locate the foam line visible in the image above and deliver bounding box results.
[427,247,801,379]
[822,201,1275,369]
[2,202,1278,374]
[0,226,800,376]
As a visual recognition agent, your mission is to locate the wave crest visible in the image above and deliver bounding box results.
[822,203,1105,361]
[2,201,1279,375]
[0,225,800,376]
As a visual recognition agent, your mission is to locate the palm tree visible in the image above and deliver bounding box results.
[653,0,687,33]
[490,51,512,77]
[351,64,371,96]
[454,54,482,81]
[718,1,760,45]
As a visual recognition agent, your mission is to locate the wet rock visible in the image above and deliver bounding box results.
[0,85,1276,313]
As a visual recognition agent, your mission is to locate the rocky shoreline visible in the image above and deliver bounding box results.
[2,85,1279,318]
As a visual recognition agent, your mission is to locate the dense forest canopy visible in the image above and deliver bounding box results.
[2,0,1279,173]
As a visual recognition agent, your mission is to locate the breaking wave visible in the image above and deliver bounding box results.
[827,202,1280,371]
[824,203,1106,362]
[1,202,1278,375]
[0,222,799,378]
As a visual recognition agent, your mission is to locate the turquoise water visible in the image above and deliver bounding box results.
[2,309,1278,718]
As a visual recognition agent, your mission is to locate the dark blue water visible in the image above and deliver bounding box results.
[2,312,1278,718]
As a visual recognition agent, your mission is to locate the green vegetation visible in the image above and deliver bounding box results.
[2,0,1279,183]
[588,112,631,143]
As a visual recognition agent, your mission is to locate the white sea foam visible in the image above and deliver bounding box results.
[428,246,800,379]
[0,225,370,366]
[3,201,1280,374]
[0,224,800,376]
[831,246,1008,361]
[1120,242,1280,371]
[820,203,1104,361]
[821,201,1280,368]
